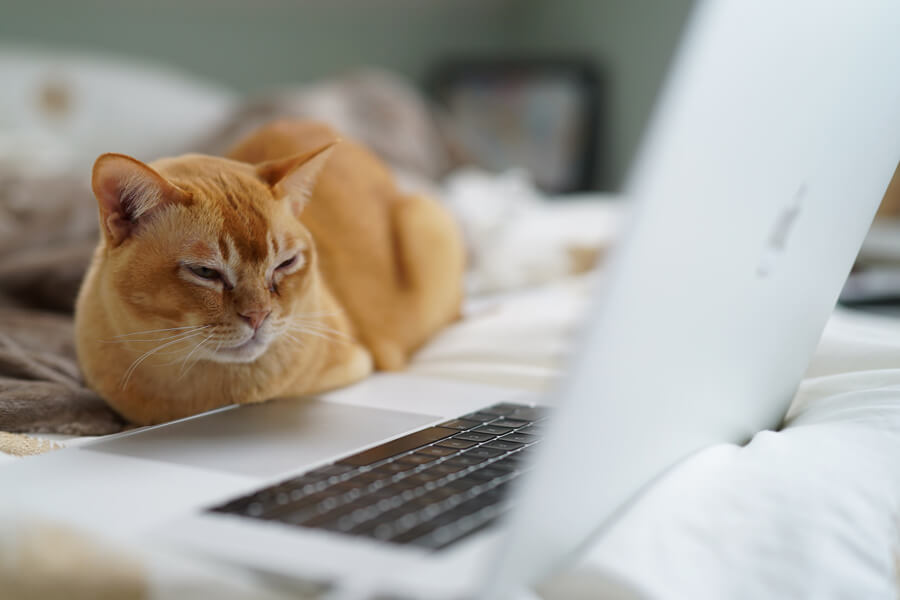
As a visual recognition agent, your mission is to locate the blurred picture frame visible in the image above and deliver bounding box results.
[429,58,603,193]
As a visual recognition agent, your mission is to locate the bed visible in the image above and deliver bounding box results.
[1,49,899,599]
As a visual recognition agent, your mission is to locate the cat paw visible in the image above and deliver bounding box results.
[311,344,374,392]
[370,340,407,371]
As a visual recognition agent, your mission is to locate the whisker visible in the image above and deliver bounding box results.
[111,325,207,339]
[304,325,353,340]
[281,332,305,349]
[286,326,352,345]
[288,317,353,337]
[153,353,195,367]
[287,326,336,340]
[178,333,215,379]
[101,326,209,344]
[288,321,353,341]
[120,331,205,390]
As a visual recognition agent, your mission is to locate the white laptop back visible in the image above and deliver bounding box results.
[486,0,900,595]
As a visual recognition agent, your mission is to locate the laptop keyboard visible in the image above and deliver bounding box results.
[209,402,548,551]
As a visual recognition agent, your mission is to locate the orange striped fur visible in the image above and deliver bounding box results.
[75,120,464,425]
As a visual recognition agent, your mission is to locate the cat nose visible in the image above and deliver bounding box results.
[239,309,270,331]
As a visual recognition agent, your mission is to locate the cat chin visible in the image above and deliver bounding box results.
[206,338,269,363]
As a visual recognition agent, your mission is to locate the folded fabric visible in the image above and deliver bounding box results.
[442,169,619,294]
[539,306,900,600]
[0,307,124,435]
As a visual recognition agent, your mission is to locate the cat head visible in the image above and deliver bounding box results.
[90,143,336,363]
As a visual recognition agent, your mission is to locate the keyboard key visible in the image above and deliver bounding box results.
[373,494,406,511]
[509,406,551,421]
[397,453,439,466]
[445,454,483,467]
[425,486,461,501]
[484,458,516,472]
[329,480,364,494]
[267,488,339,516]
[445,478,478,493]
[467,467,510,482]
[452,432,494,443]
[373,462,413,475]
[410,500,507,549]
[271,494,334,523]
[491,419,529,429]
[350,470,385,483]
[473,425,513,436]
[351,505,410,534]
[428,463,466,477]
[338,427,457,466]
[436,438,478,449]
[405,471,443,486]
[483,440,524,451]
[280,473,323,488]
[338,486,366,503]
[405,494,442,514]
[464,447,504,459]
[300,500,367,528]
[381,491,458,535]
[391,477,422,490]
[517,425,542,436]
[417,445,457,457]
[501,433,539,444]
[389,511,462,544]
[439,419,480,430]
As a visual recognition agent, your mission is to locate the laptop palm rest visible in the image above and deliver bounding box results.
[85,398,439,479]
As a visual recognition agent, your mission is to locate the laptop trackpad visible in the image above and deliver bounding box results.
[85,398,439,479]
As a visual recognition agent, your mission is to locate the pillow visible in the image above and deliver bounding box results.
[0,44,235,175]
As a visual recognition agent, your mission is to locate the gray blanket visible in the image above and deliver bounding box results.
[0,174,126,434]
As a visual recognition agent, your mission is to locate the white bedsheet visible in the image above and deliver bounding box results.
[564,366,900,599]
[3,278,900,599]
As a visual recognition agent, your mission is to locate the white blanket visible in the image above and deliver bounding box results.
[424,283,900,600]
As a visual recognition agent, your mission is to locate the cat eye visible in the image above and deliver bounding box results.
[188,265,221,281]
[276,255,298,270]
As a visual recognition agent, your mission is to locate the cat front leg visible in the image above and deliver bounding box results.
[283,343,373,397]
[316,343,373,391]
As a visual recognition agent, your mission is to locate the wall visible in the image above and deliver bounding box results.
[0,0,694,190]
[514,0,694,188]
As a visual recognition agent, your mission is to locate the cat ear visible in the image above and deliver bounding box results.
[256,141,338,216]
[92,153,191,247]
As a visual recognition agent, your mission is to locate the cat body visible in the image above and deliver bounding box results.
[227,120,464,370]
[75,121,464,424]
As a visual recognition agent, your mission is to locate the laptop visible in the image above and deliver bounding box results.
[7,1,899,598]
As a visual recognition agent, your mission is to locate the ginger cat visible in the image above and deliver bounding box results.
[75,120,464,425]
